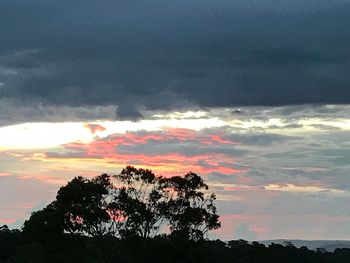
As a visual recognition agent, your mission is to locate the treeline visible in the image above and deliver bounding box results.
[2,231,350,262]
[2,166,350,262]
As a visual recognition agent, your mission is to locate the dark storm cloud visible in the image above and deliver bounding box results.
[1,0,350,119]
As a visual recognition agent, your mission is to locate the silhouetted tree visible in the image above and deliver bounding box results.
[0,225,10,233]
[23,174,113,237]
[22,167,220,241]
[109,166,170,238]
[166,172,221,240]
[22,201,63,238]
[55,174,113,236]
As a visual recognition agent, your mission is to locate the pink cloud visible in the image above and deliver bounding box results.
[46,128,244,176]
[0,172,12,177]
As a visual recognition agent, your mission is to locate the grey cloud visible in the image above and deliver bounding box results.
[0,0,350,121]
[117,141,245,157]
[207,172,238,183]
[308,124,342,131]
[225,133,295,146]
[0,99,117,126]
[239,130,350,190]
[223,105,350,121]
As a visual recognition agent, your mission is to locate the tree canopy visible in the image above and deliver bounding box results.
[22,166,221,240]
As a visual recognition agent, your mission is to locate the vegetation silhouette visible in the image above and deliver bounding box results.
[1,166,350,262]
[23,166,220,240]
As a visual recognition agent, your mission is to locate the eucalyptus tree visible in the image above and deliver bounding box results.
[23,166,221,241]
[55,174,113,236]
[109,166,170,238]
[23,174,114,237]
[165,172,221,240]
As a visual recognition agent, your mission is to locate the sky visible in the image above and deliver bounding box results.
[1,0,350,240]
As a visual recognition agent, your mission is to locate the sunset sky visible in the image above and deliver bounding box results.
[1,0,350,241]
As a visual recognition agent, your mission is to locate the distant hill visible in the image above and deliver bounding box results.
[259,240,350,252]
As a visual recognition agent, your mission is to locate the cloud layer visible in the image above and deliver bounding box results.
[1,106,350,239]
[1,0,350,121]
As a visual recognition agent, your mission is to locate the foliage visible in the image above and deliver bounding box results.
[23,174,113,237]
[109,166,170,238]
[166,172,221,240]
[22,201,63,238]
[0,225,22,262]
[55,174,112,236]
[0,225,10,233]
[22,166,220,241]
[2,234,350,263]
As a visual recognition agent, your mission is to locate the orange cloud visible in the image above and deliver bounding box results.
[43,128,244,177]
